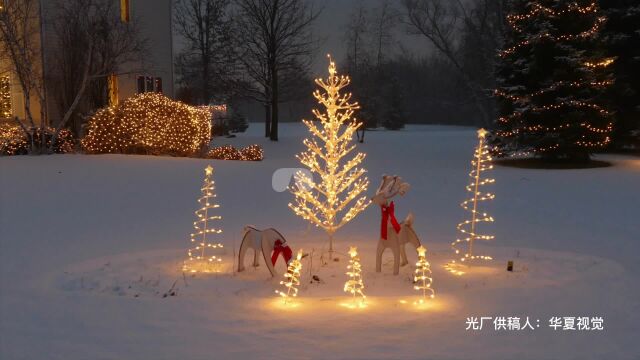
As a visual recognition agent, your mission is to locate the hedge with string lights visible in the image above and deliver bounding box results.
[0,123,74,156]
[494,0,614,161]
[82,93,212,156]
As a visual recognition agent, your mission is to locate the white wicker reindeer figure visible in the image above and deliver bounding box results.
[372,175,421,275]
[238,226,290,277]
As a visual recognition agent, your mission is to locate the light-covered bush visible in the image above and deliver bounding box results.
[82,93,211,156]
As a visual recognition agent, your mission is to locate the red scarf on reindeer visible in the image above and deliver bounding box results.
[271,239,293,266]
[380,201,401,240]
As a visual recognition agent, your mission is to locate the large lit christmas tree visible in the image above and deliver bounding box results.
[494,0,614,161]
[289,56,370,253]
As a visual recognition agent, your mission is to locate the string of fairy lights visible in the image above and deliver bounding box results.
[496,0,613,155]
[82,93,211,156]
[414,245,434,304]
[344,246,366,308]
[0,76,11,119]
[289,56,370,253]
[276,250,304,304]
[207,144,264,161]
[447,129,495,274]
[0,123,74,155]
[183,165,225,273]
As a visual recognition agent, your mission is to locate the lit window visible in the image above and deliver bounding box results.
[0,76,11,118]
[108,74,119,106]
[120,0,130,23]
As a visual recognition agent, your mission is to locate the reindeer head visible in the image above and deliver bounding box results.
[371,175,410,206]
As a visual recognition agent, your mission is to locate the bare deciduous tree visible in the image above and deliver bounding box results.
[174,0,234,105]
[344,0,370,73]
[48,0,147,147]
[51,0,148,141]
[234,0,321,141]
[0,0,47,152]
[403,0,506,127]
[371,0,400,68]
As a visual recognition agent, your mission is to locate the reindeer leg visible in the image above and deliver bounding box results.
[253,247,260,267]
[400,242,408,266]
[376,240,384,273]
[238,238,247,272]
[262,238,276,277]
[392,242,400,275]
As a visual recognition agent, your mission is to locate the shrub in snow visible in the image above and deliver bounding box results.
[0,123,74,155]
[206,144,263,161]
[82,93,211,156]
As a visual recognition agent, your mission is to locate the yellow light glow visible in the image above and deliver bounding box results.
[289,55,370,252]
[449,128,495,272]
[182,165,224,273]
[276,250,304,305]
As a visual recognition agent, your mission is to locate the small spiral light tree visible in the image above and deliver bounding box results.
[414,245,434,304]
[289,56,370,254]
[448,129,495,274]
[183,165,224,273]
[344,246,366,308]
[276,250,304,305]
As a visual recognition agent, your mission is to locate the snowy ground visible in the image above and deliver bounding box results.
[1,123,639,360]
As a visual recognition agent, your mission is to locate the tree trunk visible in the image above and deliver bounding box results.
[270,67,278,141]
[264,103,271,137]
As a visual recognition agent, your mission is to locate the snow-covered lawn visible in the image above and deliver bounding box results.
[1,124,639,360]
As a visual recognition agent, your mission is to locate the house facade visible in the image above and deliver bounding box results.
[0,0,174,125]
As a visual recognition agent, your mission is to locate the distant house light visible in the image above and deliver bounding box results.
[120,0,130,23]
[0,76,11,118]
[108,74,119,106]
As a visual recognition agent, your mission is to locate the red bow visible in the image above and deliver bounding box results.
[271,239,293,266]
[380,201,401,240]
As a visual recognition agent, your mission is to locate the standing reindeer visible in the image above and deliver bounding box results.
[371,175,422,275]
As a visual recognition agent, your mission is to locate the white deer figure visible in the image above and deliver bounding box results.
[238,226,288,277]
[371,175,421,275]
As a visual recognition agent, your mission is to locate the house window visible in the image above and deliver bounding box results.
[137,76,162,94]
[120,0,130,23]
[154,78,163,93]
[0,76,11,118]
[145,77,154,93]
[108,74,119,106]
[137,76,145,94]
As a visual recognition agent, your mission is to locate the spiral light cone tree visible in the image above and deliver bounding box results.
[449,129,495,272]
[344,246,366,308]
[183,165,224,273]
[289,56,370,253]
[414,245,434,304]
[276,250,304,305]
